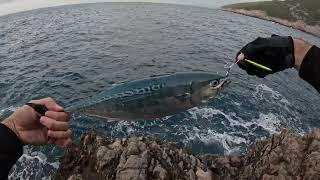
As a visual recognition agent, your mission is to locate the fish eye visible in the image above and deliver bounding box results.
[210,80,219,87]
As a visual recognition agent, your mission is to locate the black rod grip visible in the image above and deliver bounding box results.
[26,103,48,116]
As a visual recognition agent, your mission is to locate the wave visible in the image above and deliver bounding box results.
[8,146,59,180]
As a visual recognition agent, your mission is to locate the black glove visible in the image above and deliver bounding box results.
[237,35,295,78]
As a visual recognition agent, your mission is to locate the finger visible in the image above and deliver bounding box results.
[240,37,266,59]
[30,97,64,112]
[48,129,72,139]
[237,53,245,61]
[55,138,72,148]
[21,105,41,119]
[40,116,69,131]
[45,111,70,122]
[46,101,64,112]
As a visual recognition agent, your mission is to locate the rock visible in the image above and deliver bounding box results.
[96,147,119,169]
[153,164,168,180]
[67,174,84,180]
[108,140,122,150]
[55,129,320,180]
[120,154,148,169]
[55,131,211,180]
[239,130,320,180]
[178,161,183,170]
[117,169,147,180]
[186,169,196,180]
[126,141,140,156]
[196,167,212,180]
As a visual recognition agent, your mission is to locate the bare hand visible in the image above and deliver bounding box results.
[2,97,72,147]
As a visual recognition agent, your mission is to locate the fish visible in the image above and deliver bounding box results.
[66,72,230,120]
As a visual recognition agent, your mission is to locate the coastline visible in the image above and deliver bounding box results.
[223,8,320,38]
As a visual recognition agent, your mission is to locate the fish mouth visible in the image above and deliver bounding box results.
[214,78,230,89]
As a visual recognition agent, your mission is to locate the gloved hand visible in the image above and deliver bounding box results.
[236,35,295,78]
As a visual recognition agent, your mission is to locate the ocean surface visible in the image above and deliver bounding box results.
[0,2,319,179]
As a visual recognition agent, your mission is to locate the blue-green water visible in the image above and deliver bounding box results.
[0,2,319,179]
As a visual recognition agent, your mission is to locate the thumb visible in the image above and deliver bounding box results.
[30,97,64,112]
[237,53,245,62]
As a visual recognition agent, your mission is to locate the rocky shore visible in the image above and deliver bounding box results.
[223,8,320,38]
[55,129,320,180]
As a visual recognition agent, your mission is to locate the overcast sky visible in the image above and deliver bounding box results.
[0,0,265,17]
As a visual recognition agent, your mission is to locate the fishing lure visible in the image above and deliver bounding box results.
[225,58,272,77]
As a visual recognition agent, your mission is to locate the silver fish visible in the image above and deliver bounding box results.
[68,72,230,120]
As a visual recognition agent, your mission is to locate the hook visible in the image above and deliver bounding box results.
[225,59,241,77]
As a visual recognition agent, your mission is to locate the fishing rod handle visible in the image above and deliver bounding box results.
[26,103,48,116]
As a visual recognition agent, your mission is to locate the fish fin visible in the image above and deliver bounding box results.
[175,93,191,102]
[149,73,173,78]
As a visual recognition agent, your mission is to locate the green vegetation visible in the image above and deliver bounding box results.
[224,0,320,25]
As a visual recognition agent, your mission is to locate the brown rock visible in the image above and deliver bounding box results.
[55,129,320,180]
[117,169,147,180]
[67,174,84,180]
[153,164,168,180]
[196,167,212,180]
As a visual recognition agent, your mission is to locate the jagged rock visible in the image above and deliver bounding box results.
[55,131,210,180]
[55,129,320,180]
[239,129,320,179]
[196,167,212,180]
[67,174,85,180]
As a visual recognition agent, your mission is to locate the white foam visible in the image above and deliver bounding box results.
[233,102,242,106]
[190,107,284,134]
[253,84,291,106]
[184,106,287,153]
[188,107,250,129]
[259,84,281,99]
[255,113,281,134]
[183,126,247,154]
[8,147,58,180]
[252,84,305,133]
[183,107,252,153]
[49,162,60,169]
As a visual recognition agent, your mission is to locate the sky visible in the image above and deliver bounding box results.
[0,0,266,17]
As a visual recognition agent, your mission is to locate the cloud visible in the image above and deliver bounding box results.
[0,0,79,16]
[0,0,13,4]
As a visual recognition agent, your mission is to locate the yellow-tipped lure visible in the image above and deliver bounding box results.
[244,59,273,72]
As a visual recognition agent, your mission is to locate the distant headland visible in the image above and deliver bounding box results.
[223,0,320,37]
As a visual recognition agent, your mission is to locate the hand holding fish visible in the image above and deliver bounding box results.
[1,97,72,147]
